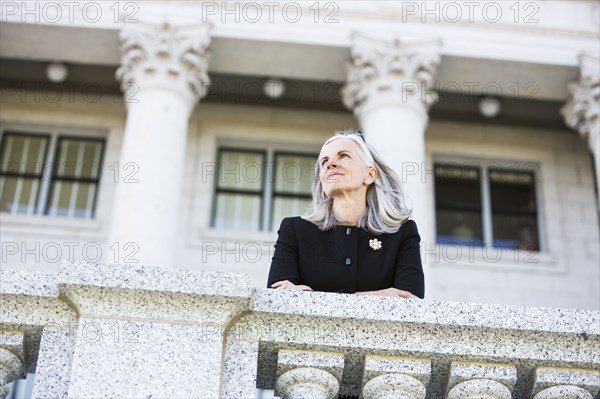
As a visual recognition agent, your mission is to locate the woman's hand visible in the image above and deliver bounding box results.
[355,288,418,298]
[271,280,313,291]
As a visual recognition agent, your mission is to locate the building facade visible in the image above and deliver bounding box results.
[1,1,599,309]
[1,1,600,398]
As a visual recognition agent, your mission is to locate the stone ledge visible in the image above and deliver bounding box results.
[252,289,600,335]
[58,262,253,298]
[0,268,58,298]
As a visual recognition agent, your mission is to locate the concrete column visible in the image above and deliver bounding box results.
[561,54,600,212]
[530,366,600,399]
[108,21,211,267]
[361,355,430,399]
[275,350,344,399]
[445,361,516,399]
[341,33,441,293]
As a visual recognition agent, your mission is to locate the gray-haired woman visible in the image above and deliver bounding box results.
[267,130,424,298]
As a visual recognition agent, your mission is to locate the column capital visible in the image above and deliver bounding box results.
[561,54,599,139]
[116,21,212,113]
[341,32,442,118]
[275,350,343,399]
[275,368,339,399]
[361,355,430,399]
[530,366,600,399]
[0,334,25,399]
[446,361,516,399]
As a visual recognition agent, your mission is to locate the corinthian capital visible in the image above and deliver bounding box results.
[341,33,441,116]
[561,54,599,138]
[116,22,212,110]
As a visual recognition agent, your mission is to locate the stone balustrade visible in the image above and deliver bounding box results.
[1,263,598,398]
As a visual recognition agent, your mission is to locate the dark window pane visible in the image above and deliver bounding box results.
[435,164,483,245]
[488,167,539,250]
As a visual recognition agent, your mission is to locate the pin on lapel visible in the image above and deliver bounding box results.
[369,238,382,251]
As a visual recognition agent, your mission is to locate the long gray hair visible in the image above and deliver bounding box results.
[303,129,412,235]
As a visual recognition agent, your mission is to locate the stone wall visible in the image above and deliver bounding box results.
[1,263,598,398]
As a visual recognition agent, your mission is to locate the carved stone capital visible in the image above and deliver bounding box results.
[446,361,516,399]
[341,32,441,116]
[361,356,430,399]
[116,22,212,112]
[533,385,593,399]
[275,367,339,399]
[274,350,343,399]
[447,379,512,399]
[530,366,600,399]
[363,373,427,399]
[561,54,599,141]
[0,347,24,399]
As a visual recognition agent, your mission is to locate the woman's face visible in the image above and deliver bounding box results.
[318,138,376,197]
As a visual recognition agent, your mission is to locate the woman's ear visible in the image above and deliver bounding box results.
[364,166,378,185]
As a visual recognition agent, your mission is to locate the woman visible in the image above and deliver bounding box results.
[267,130,424,298]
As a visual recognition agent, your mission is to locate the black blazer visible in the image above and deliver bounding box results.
[267,217,424,298]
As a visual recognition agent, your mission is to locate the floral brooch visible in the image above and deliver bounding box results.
[369,238,382,251]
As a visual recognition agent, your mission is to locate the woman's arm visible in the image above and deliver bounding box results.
[392,219,425,298]
[354,287,418,298]
[267,218,312,290]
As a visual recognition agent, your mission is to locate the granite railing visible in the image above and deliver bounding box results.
[0,263,598,399]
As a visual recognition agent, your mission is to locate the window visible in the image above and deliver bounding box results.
[0,130,105,219]
[434,162,540,251]
[211,148,316,231]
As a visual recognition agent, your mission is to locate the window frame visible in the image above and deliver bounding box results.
[269,150,316,231]
[210,145,318,232]
[210,147,268,231]
[433,158,545,252]
[0,131,51,215]
[0,125,106,219]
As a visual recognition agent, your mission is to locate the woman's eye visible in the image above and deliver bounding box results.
[340,153,349,158]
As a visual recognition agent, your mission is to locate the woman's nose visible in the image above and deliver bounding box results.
[325,160,337,169]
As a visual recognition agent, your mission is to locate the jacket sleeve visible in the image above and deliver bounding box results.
[393,219,425,298]
[267,217,301,287]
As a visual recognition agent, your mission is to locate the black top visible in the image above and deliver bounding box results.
[267,217,424,298]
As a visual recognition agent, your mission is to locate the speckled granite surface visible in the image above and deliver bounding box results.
[2,265,599,398]
[277,349,345,380]
[252,289,600,335]
[0,267,76,390]
[58,262,253,398]
[59,261,252,298]
[362,355,431,386]
[225,289,600,398]
[30,326,75,399]
[0,268,58,297]
[447,360,517,390]
[531,366,600,398]
[0,330,25,384]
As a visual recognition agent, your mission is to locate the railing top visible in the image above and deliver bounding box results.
[2,265,598,336]
[0,268,58,297]
[253,289,600,336]
[58,262,253,299]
